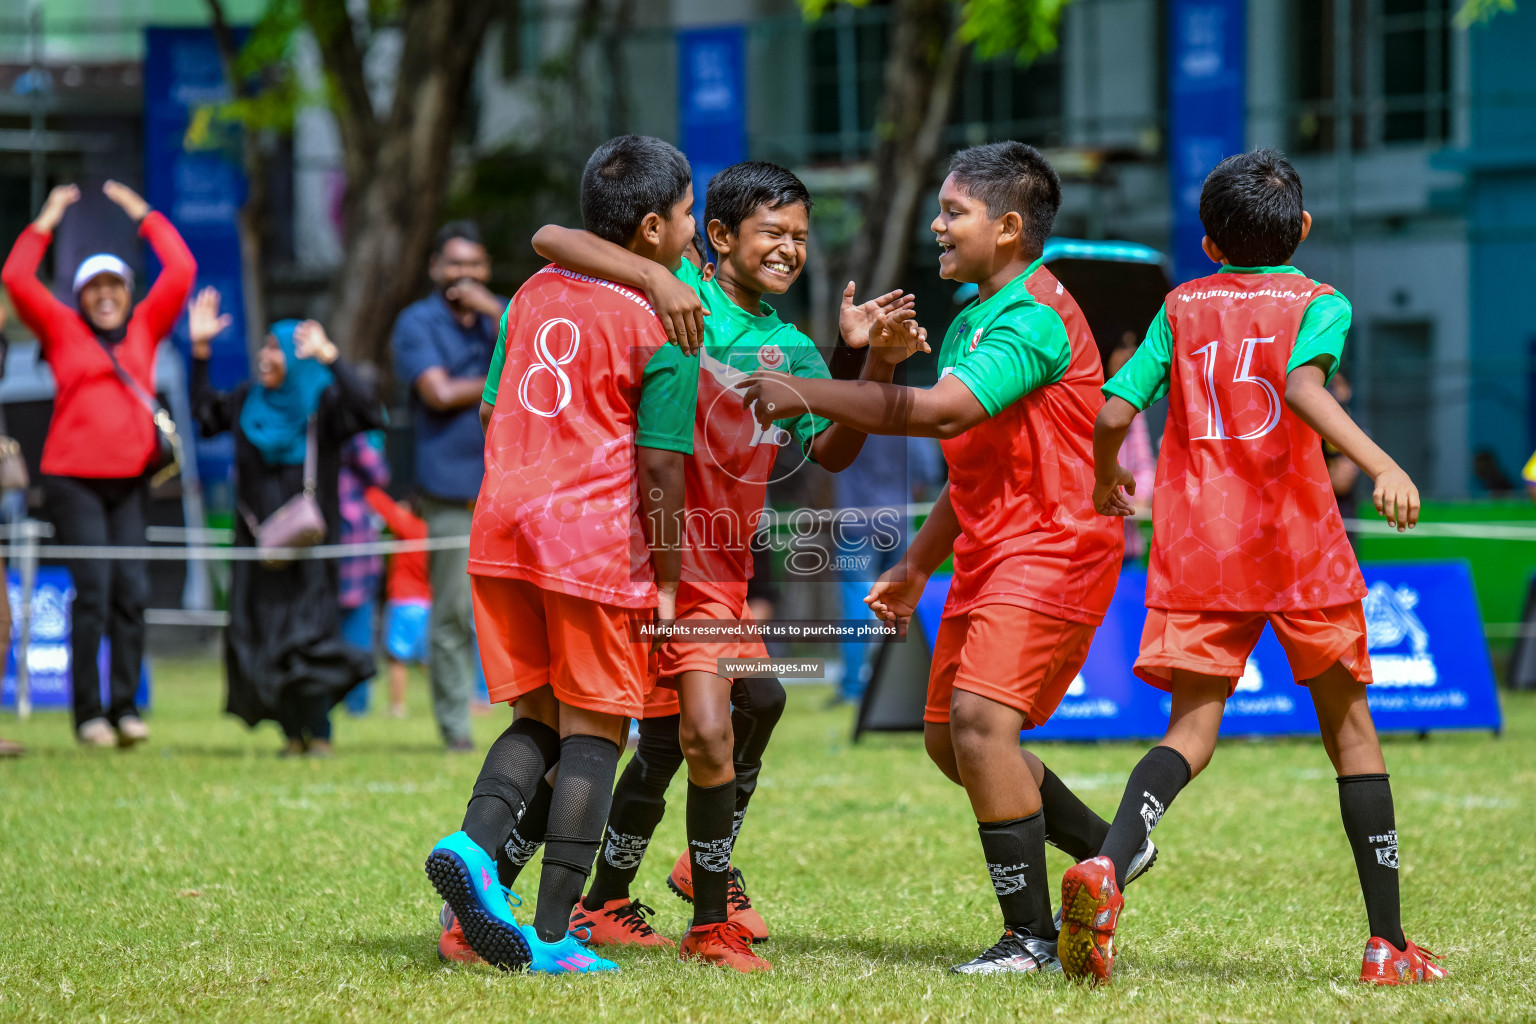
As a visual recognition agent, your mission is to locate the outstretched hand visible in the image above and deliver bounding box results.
[839,282,916,349]
[187,287,232,359]
[103,180,150,222]
[868,307,931,366]
[740,370,811,428]
[33,184,80,233]
[293,320,339,365]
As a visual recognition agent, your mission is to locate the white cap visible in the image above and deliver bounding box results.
[72,254,135,296]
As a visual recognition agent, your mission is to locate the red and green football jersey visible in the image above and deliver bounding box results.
[937,260,1123,625]
[1104,265,1366,611]
[484,259,830,609]
[471,265,698,608]
[678,261,830,605]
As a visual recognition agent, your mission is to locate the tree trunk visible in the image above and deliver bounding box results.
[828,0,965,373]
[317,0,499,366]
[205,0,268,368]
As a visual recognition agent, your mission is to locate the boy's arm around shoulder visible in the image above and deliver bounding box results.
[1284,357,1419,531]
[531,224,704,354]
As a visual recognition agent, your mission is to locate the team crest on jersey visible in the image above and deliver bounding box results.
[757,344,785,370]
[968,328,982,352]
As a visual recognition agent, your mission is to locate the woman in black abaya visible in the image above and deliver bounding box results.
[189,289,382,755]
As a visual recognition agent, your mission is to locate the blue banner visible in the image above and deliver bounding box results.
[913,562,1502,739]
[143,27,249,488]
[3,568,151,712]
[1168,0,1246,283]
[677,26,746,242]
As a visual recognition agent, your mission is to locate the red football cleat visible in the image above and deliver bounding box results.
[569,897,674,948]
[437,903,485,964]
[667,851,770,943]
[679,919,772,973]
[1360,936,1447,985]
[1059,856,1123,985]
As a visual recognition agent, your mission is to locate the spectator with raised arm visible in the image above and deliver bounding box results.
[390,221,505,752]
[188,289,384,757]
[2,181,195,748]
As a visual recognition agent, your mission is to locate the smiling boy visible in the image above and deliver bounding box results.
[743,142,1145,974]
[529,160,922,970]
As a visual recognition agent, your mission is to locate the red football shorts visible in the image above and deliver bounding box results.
[925,603,1097,727]
[655,582,769,685]
[471,575,651,718]
[1134,601,1374,694]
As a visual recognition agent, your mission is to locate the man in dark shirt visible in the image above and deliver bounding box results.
[391,221,506,750]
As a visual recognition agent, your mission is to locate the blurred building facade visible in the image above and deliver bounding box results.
[2,0,1533,497]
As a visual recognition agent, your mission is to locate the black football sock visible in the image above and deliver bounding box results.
[729,676,785,842]
[497,777,553,888]
[462,718,561,858]
[1038,763,1111,862]
[686,778,737,927]
[535,734,620,942]
[977,810,1055,939]
[1100,745,1191,888]
[584,714,685,908]
[1337,773,1406,949]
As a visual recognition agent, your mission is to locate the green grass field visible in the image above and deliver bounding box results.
[2,660,1532,1023]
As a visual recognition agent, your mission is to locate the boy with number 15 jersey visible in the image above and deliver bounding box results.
[1064,148,1442,987]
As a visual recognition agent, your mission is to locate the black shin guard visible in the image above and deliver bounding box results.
[585,714,686,907]
[1338,773,1406,949]
[1038,763,1111,861]
[462,718,561,858]
[977,811,1055,939]
[534,734,622,942]
[686,778,738,927]
[496,777,554,888]
[729,676,785,842]
[1100,745,1191,888]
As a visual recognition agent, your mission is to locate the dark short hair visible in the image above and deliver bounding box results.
[947,142,1061,252]
[580,135,693,246]
[704,161,813,237]
[1199,149,1305,267]
[432,220,483,256]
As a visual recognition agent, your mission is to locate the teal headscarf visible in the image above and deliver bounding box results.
[239,320,335,466]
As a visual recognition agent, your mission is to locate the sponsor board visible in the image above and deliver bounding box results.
[907,562,1500,739]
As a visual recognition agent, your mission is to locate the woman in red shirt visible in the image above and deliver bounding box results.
[1,182,195,748]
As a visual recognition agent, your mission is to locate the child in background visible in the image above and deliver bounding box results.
[365,487,431,719]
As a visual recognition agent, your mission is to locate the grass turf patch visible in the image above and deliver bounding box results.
[1,660,1530,1022]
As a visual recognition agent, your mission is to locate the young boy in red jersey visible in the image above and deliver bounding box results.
[743,142,1149,974]
[524,161,922,971]
[1061,148,1442,987]
[424,135,700,975]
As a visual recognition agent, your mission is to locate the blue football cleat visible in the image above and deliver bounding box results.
[424,831,531,971]
[519,924,620,974]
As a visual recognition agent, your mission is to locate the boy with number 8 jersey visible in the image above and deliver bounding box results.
[424,135,700,976]
[1063,148,1444,987]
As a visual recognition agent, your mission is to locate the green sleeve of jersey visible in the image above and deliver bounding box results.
[483,308,509,405]
[674,258,703,292]
[1102,304,1174,410]
[781,338,833,459]
[1286,290,1352,382]
[636,343,699,453]
[949,307,1071,417]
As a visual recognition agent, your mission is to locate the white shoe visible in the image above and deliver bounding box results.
[77,718,116,747]
[117,715,150,747]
